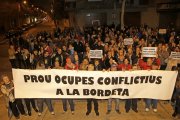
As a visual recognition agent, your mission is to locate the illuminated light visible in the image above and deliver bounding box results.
[86,13,90,16]
[51,9,53,13]
[34,18,37,22]
[26,17,30,24]
[23,0,27,4]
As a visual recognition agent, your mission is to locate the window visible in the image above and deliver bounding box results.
[130,0,134,4]
[139,0,149,5]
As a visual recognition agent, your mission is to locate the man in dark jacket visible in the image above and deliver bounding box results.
[43,51,52,68]
[172,81,180,118]
[52,47,65,67]
[73,38,84,63]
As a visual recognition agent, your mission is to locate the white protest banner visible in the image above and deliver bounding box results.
[124,38,133,45]
[12,69,177,100]
[90,50,103,58]
[159,29,167,34]
[142,47,157,57]
[170,52,180,59]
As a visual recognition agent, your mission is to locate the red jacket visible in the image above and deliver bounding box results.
[65,63,78,70]
[118,64,132,70]
[138,58,161,70]
[44,45,53,56]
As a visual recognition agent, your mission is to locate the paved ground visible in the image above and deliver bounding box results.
[1,99,177,120]
[0,21,178,120]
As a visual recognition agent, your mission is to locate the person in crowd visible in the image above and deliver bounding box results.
[65,57,78,70]
[15,46,25,69]
[125,64,139,113]
[146,62,160,112]
[172,81,180,118]
[83,46,91,60]
[62,45,69,57]
[131,46,141,65]
[73,37,84,63]
[36,61,55,116]
[68,44,75,57]
[117,49,125,64]
[103,44,109,55]
[107,62,120,114]
[104,51,114,69]
[94,59,103,70]
[21,47,30,69]
[42,51,52,69]
[53,47,65,67]
[1,74,26,119]
[79,58,89,70]
[118,58,138,113]
[53,60,63,69]
[73,53,80,67]
[117,58,132,71]
[125,47,133,65]
[39,46,44,57]
[93,40,104,50]
[139,56,160,70]
[24,99,38,116]
[158,44,169,70]
[43,42,53,56]
[138,54,161,112]
[172,66,180,118]
[8,45,16,68]
[29,51,39,69]
[62,58,76,114]
[86,64,99,116]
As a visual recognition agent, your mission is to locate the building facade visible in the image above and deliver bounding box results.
[65,0,180,29]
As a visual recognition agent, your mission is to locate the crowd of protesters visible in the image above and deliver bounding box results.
[1,23,180,119]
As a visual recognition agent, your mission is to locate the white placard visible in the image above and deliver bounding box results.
[159,29,167,34]
[124,38,133,45]
[170,52,180,59]
[142,47,157,57]
[90,50,103,58]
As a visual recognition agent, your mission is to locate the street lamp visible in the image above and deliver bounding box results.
[23,0,27,5]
